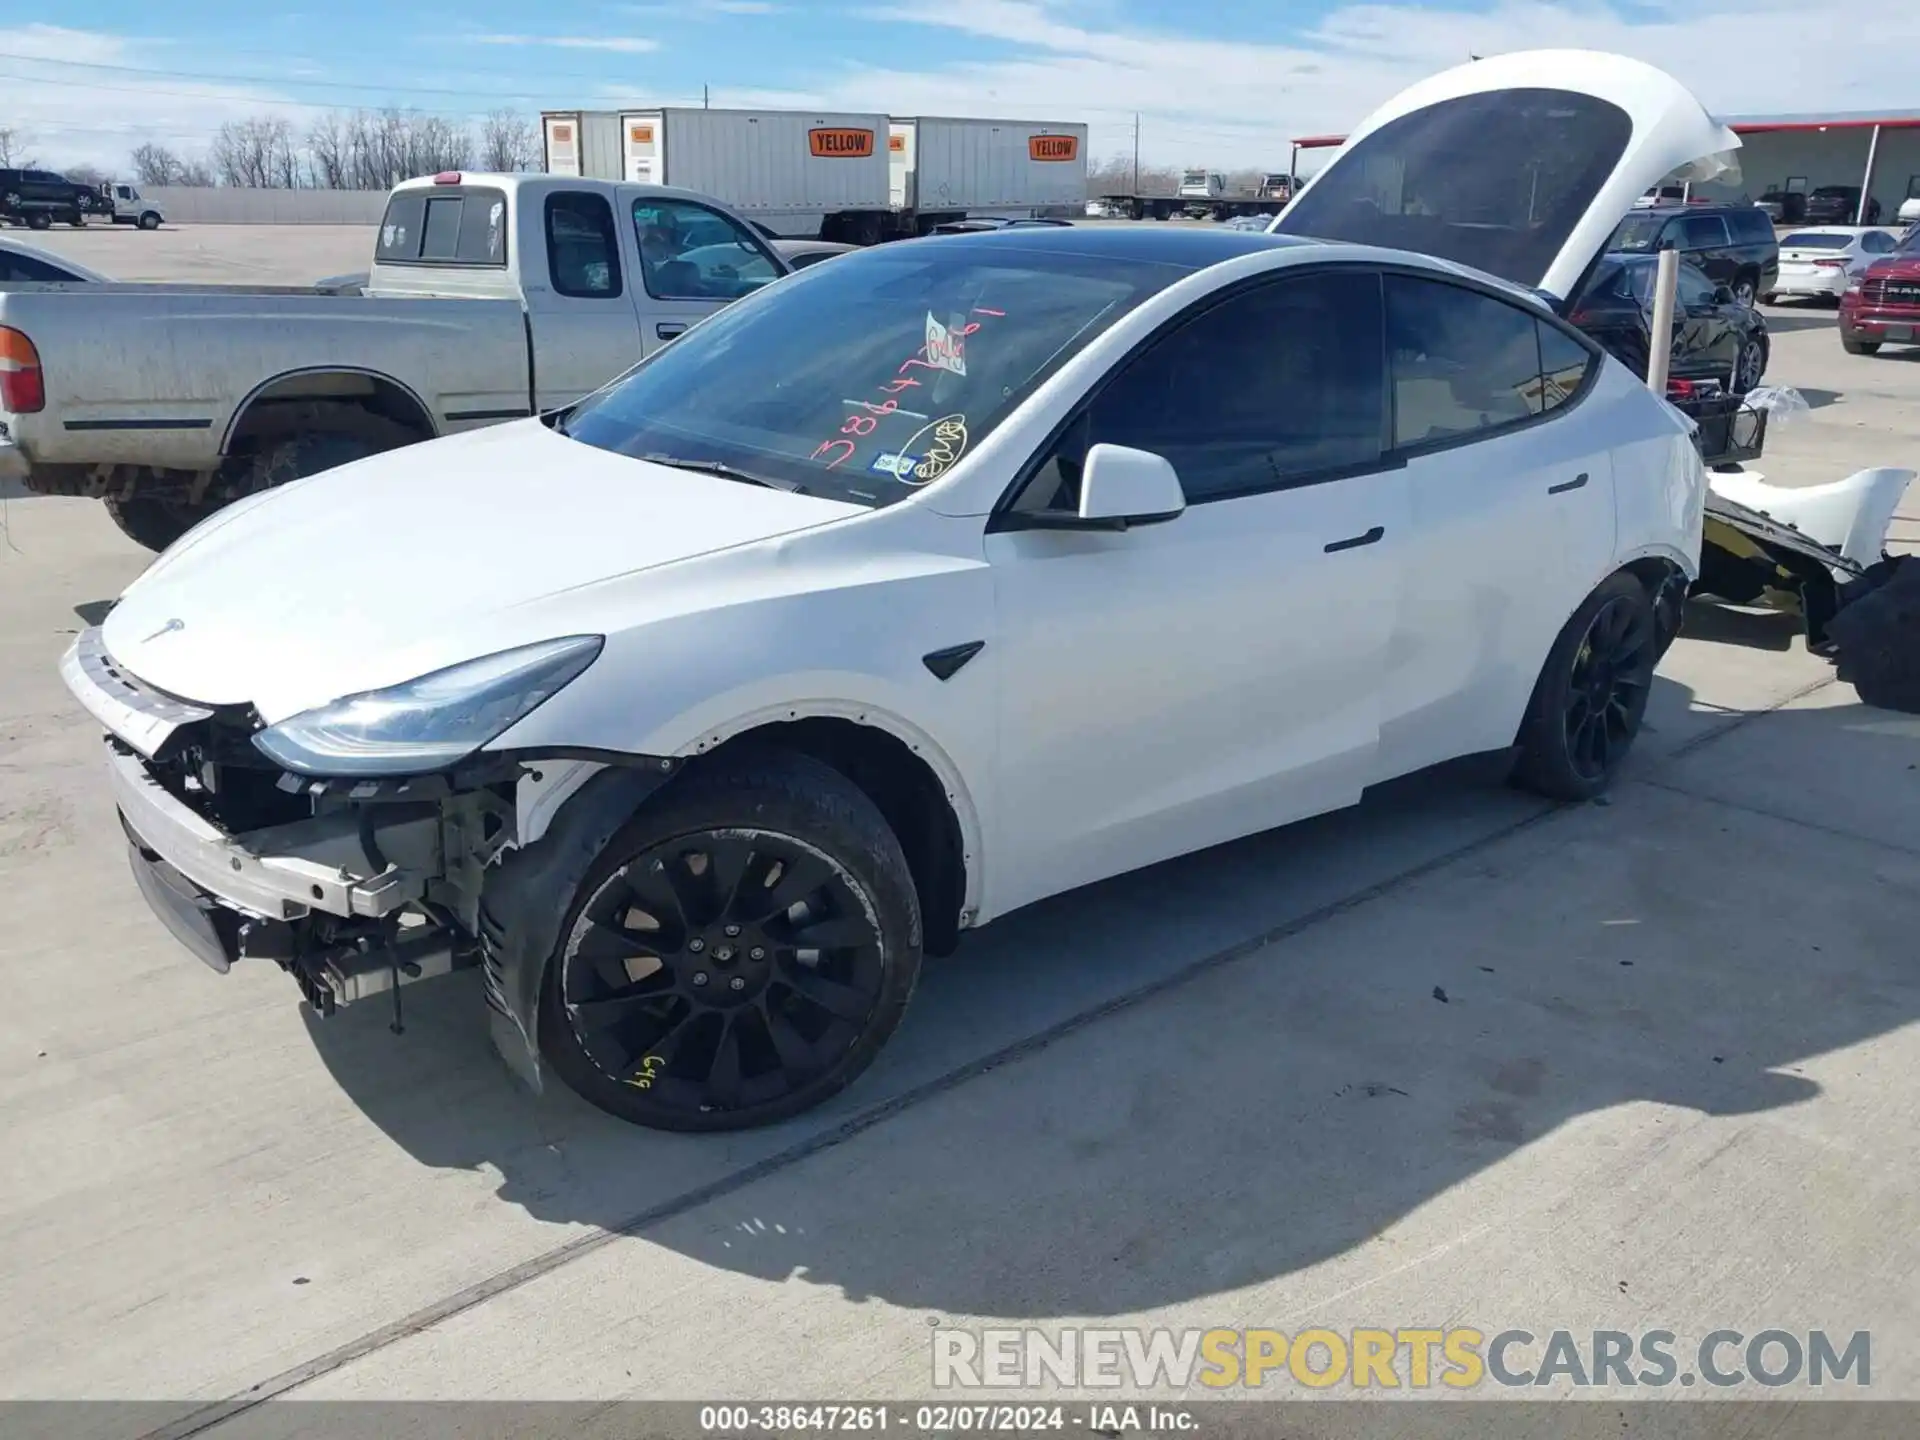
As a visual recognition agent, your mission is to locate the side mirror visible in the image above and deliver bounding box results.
[1076,444,1187,528]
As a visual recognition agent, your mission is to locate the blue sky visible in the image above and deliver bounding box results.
[3,0,1914,173]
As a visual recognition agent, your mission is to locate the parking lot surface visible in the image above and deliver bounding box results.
[1,234,1917,1425]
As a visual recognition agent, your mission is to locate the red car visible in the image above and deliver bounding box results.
[1839,225,1920,355]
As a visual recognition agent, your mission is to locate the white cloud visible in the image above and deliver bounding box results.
[468,34,661,53]
[614,1,783,15]
[0,24,326,173]
[843,0,1920,167]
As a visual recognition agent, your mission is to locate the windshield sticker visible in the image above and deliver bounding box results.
[922,312,970,376]
[900,415,968,484]
[871,452,922,477]
[808,306,1003,471]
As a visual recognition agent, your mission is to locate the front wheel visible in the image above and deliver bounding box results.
[1510,573,1659,802]
[138,211,161,231]
[1731,276,1757,307]
[1732,337,1767,394]
[537,748,924,1133]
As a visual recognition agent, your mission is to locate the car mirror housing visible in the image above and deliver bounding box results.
[1076,444,1188,528]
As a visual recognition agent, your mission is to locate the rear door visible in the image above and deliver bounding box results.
[1272,50,1743,302]
[523,188,648,411]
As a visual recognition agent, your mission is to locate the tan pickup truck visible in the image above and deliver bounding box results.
[0,171,793,549]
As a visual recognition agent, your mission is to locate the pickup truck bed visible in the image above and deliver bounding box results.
[0,172,792,549]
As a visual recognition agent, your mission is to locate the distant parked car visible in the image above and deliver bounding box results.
[1608,202,1778,305]
[1803,185,1881,225]
[1569,252,1770,393]
[771,238,858,270]
[1221,214,1272,231]
[1763,227,1903,304]
[1898,191,1920,227]
[1754,188,1807,225]
[0,235,108,284]
[1839,223,1920,356]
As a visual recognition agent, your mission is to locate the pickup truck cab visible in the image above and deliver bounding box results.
[100,182,166,230]
[0,173,791,549]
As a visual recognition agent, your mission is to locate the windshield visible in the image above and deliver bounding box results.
[556,241,1181,507]
[1181,171,1208,187]
[1609,213,1668,251]
[1275,89,1633,288]
[1779,232,1850,249]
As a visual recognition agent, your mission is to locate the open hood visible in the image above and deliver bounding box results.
[1273,50,1742,301]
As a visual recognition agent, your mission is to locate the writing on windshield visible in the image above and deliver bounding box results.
[809,307,1007,478]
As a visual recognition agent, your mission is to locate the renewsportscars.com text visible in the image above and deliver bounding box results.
[932,1327,1872,1391]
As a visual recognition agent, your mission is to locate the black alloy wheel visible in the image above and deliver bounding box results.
[1562,594,1656,785]
[1511,572,1659,801]
[1731,277,1757,306]
[1733,336,1767,394]
[539,750,923,1133]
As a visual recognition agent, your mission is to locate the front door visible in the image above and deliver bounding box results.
[623,194,787,358]
[985,267,1409,916]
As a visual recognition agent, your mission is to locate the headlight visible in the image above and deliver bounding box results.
[253,635,604,777]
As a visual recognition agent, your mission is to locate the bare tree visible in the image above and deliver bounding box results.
[1087,154,1181,197]
[131,143,185,186]
[479,109,539,173]
[210,115,301,188]
[0,127,38,168]
[65,163,111,187]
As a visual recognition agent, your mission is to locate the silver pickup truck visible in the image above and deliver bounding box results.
[0,172,794,549]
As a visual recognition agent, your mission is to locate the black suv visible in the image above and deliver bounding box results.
[0,168,91,230]
[1607,204,1780,306]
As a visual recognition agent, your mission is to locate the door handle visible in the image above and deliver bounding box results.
[1547,472,1589,495]
[1323,525,1384,554]
[656,322,688,340]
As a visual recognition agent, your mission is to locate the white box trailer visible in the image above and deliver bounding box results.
[888,117,1089,224]
[542,107,893,241]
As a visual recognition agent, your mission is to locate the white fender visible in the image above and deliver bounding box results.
[1707,467,1915,569]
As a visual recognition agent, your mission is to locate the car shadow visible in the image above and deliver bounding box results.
[297,678,1920,1316]
[1678,598,1798,651]
[1789,386,1843,410]
[73,599,115,626]
[1756,312,1837,334]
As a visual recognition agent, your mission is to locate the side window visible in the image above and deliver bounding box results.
[631,199,781,301]
[1536,324,1594,415]
[1675,264,1717,306]
[1057,269,1386,506]
[1385,273,1544,449]
[1734,209,1773,242]
[545,192,622,298]
[1680,214,1730,248]
[1863,231,1895,254]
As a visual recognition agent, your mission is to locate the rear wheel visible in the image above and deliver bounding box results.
[1511,573,1658,802]
[1731,275,1757,307]
[538,748,923,1133]
[25,211,50,231]
[103,496,203,553]
[1732,336,1767,394]
[1841,333,1882,356]
[66,211,85,227]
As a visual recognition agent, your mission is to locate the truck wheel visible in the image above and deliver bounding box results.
[1510,572,1658,802]
[103,497,203,553]
[67,211,86,227]
[25,211,51,231]
[536,746,924,1133]
[240,404,419,499]
[138,211,161,231]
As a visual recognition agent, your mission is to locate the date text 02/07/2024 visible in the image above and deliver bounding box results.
[695,1402,1201,1433]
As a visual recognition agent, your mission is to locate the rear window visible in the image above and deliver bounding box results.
[376,186,509,267]
[1275,89,1634,289]
[1780,232,1850,249]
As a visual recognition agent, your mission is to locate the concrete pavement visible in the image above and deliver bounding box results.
[0,255,1915,1431]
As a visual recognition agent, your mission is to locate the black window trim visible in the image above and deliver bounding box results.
[630,196,783,302]
[988,257,1604,525]
[543,189,624,300]
[1378,263,1604,465]
[375,185,511,270]
[988,260,1404,527]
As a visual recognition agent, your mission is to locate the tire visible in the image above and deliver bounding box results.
[242,405,417,497]
[1841,333,1882,356]
[1731,275,1757,307]
[67,211,85,227]
[1759,293,1776,306]
[536,746,923,1132]
[1732,336,1767,395]
[103,496,203,553]
[25,211,50,231]
[138,211,161,231]
[1510,572,1659,802]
